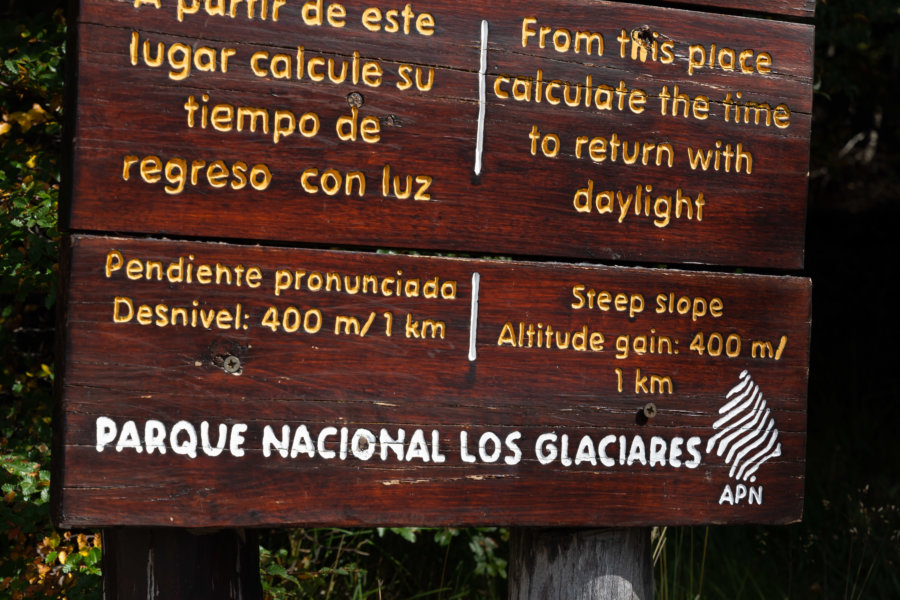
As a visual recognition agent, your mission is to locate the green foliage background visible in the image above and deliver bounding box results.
[1,0,898,597]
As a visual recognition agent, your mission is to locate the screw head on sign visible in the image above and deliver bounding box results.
[347,92,364,108]
[642,402,657,419]
[223,355,241,374]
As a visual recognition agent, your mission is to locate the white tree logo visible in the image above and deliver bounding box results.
[708,370,782,505]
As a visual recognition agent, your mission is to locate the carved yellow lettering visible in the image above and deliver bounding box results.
[414,175,432,201]
[113,297,134,323]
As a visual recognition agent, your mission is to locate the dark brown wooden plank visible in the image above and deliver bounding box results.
[653,0,814,19]
[64,0,814,268]
[53,234,810,527]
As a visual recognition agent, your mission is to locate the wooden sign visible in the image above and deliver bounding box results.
[53,234,810,527]
[64,0,813,268]
[56,0,814,531]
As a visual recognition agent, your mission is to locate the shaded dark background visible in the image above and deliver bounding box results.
[735,0,900,594]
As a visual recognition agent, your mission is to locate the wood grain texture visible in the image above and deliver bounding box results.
[64,0,813,269]
[509,528,654,600]
[654,0,814,18]
[53,234,810,528]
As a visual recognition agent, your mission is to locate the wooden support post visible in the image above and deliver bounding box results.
[509,528,654,600]
[101,528,261,600]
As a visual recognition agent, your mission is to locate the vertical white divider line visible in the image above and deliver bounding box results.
[474,19,489,176]
[468,272,481,362]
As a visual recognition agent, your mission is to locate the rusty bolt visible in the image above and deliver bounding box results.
[347,92,364,108]
[642,402,658,419]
